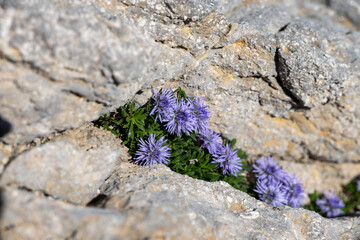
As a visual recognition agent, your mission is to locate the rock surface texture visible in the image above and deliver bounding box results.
[2,165,360,240]
[0,0,359,239]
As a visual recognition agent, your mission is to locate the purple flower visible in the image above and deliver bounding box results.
[282,174,306,208]
[212,143,242,176]
[189,96,210,132]
[357,180,360,192]
[316,191,344,217]
[254,179,287,207]
[198,128,222,155]
[134,134,171,166]
[253,156,286,183]
[150,88,177,122]
[165,98,196,137]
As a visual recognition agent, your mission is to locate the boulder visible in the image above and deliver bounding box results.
[0,0,359,239]
[0,0,193,144]
[0,124,129,205]
[2,165,360,239]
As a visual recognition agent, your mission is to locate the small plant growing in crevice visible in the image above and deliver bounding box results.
[96,87,360,217]
[305,177,360,217]
[97,87,250,193]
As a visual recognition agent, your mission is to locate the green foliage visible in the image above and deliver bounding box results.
[96,86,359,218]
[342,177,360,214]
[304,191,322,214]
[304,177,360,217]
[96,87,251,193]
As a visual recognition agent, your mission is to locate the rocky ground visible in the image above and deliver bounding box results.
[0,0,360,239]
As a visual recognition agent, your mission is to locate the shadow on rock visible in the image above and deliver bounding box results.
[0,115,12,138]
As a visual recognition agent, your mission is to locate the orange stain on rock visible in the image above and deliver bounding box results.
[229,203,245,211]
[289,112,318,134]
[96,0,117,9]
[210,66,235,85]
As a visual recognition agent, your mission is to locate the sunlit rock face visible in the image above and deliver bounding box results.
[0,0,359,239]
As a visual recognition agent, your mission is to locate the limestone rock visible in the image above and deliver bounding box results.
[330,0,360,26]
[99,164,360,239]
[1,164,360,240]
[0,124,129,205]
[0,0,360,239]
[1,187,132,240]
[276,18,358,107]
[0,0,193,144]
[278,160,360,194]
[2,0,359,164]
[154,2,360,163]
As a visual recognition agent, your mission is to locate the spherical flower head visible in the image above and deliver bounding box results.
[357,180,360,192]
[150,88,177,122]
[254,179,287,207]
[189,96,210,132]
[212,143,242,176]
[252,156,286,183]
[165,98,196,137]
[282,174,306,208]
[134,134,171,166]
[198,128,222,155]
[316,191,344,217]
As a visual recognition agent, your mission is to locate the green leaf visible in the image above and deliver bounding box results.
[174,87,188,100]
[231,138,237,148]
[128,122,134,139]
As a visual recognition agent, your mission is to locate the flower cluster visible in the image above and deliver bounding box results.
[212,143,242,176]
[150,88,176,123]
[150,88,210,136]
[137,88,242,176]
[253,156,305,207]
[316,191,344,217]
[103,87,359,218]
[134,133,170,166]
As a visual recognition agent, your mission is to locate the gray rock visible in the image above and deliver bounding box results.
[98,164,360,239]
[276,18,358,107]
[1,187,131,240]
[0,60,103,144]
[165,3,360,163]
[0,124,129,205]
[278,159,360,194]
[2,0,358,164]
[223,4,291,34]
[118,0,230,56]
[0,0,360,238]
[330,0,360,26]
[120,0,217,21]
[2,164,360,240]
[0,0,193,144]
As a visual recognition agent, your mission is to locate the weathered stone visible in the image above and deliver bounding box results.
[118,0,230,56]
[330,0,360,26]
[153,1,360,163]
[2,164,360,240]
[0,0,360,238]
[1,187,131,240]
[278,160,360,194]
[223,5,291,34]
[0,60,102,144]
[0,0,193,144]
[276,18,358,107]
[120,0,217,21]
[2,0,358,164]
[0,124,129,205]
[97,164,360,239]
